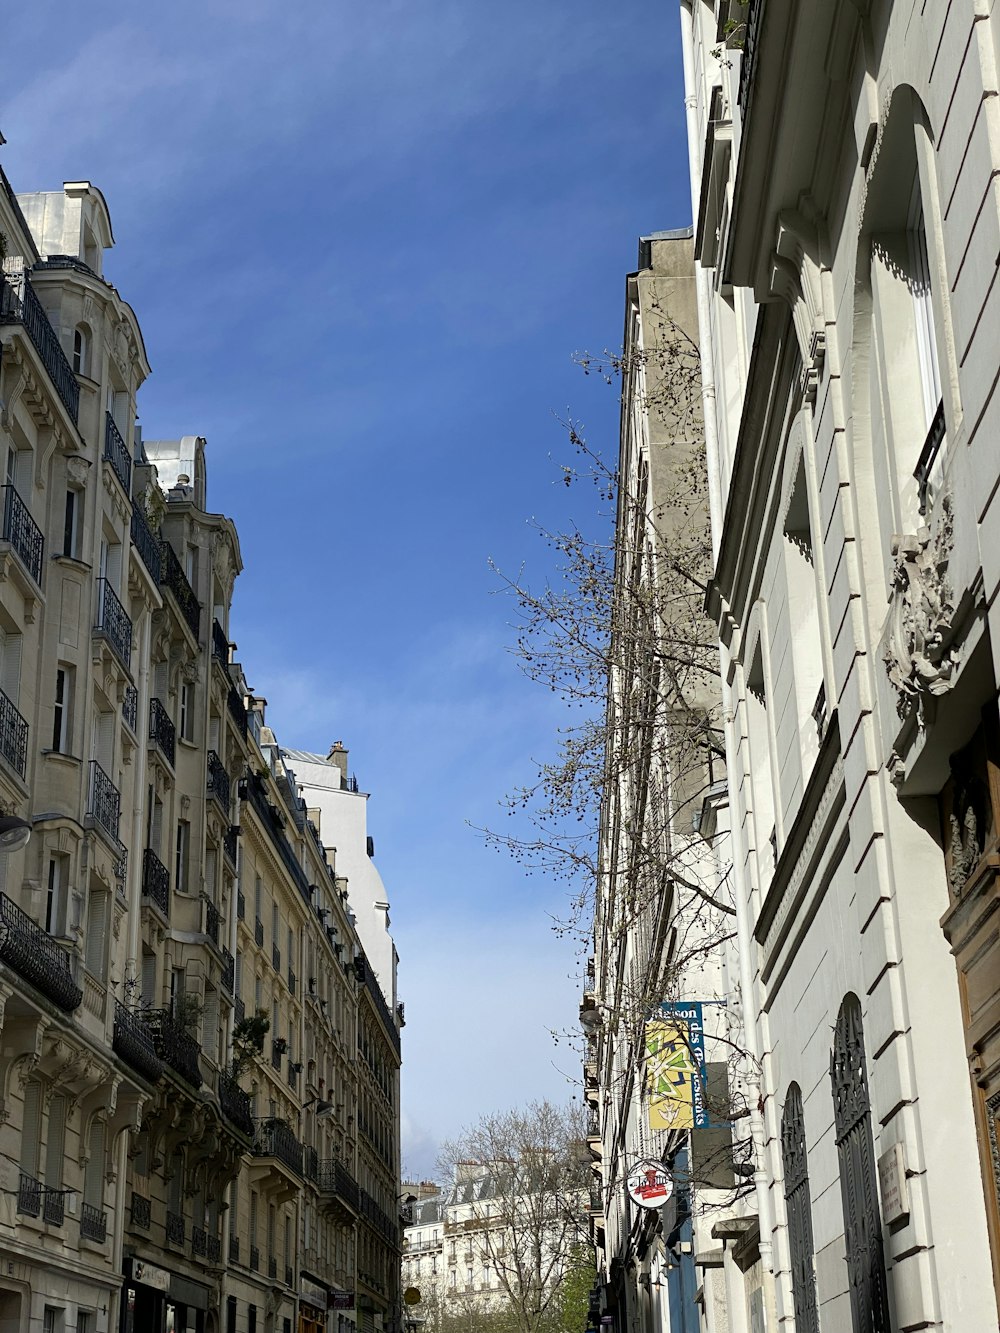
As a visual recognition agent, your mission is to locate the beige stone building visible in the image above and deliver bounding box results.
[0,163,402,1333]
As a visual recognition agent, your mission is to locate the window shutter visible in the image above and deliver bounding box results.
[141,953,157,1008]
[84,1119,105,1206]
[85,889,109,978]
[21,1080,41,1175]
[45,1096,67,1189]
[0,630,21,704]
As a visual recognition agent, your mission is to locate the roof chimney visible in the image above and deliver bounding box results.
[327,741,348,782]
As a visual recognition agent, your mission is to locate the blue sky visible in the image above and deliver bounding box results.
[3,0,692,1176]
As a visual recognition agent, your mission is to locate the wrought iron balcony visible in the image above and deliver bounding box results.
[130,1192,151,1230]
[44,1190,65,1227]
[207,1233,221,1263]
[141,847,169,915]
[317,1158,360,1212]
[737,0,760,115]
[130,504,162,583]
[254,917,264,948]
[229,1235,240,1264]
[268,1255,277,1280]
[149,697,175,767]
[103,412,132,495]
[166,1210,185,1246]
[87,759,121,844]
[227,683,248,740]
[192,1225,207,1257]
[234,996,245,1025]
[221,947,235,995]
[113,1001,163,1083]
[146,1008,202,1089]
[207,750,231,812]
[122,685,138,733]
[0,892,81,1011]
[252,1118,303,1176]
[270,1040,283,1071]
[0,687,28,779]
[17,1173,41,1217]
[1,484,43,585]
[587,1105,600,1137]
[223,825,239,868]
[0,270,80,421]
[94,578,133,671]
[218,1070,253,1137]
[204,898,220,946]
[161,541,200,639]
[81,1202,107,1242]
[272,943,281,972]
[212,618,230,665]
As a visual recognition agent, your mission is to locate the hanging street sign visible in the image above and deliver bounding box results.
[626,1158,674,1209]
[646,1001,710,1131]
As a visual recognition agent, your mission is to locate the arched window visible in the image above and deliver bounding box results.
[780,1083,819,1333]
[830,994,891,1333]
[72,324,90,377]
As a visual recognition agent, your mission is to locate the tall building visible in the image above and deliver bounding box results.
[673,0,1000,1328]
[0,163,403,1333]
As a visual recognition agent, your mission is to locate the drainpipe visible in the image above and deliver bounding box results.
[677,0,775,1276]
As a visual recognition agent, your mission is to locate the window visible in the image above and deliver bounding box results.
[781,1085,819,1333]
[0,627,23,708]
[72,326,89,376]
[831,995,890,1333]
[141,951,156,1008]
[175,821,190,893]
[466,1267,473,1288]
[43,1310,61,1333]
[76,1313,92,1333]
[62,489,80,558]
[179,682,194,742]
[21,1079,41,1178]
[83,1119,105,1210]
[226,1298,237,1333]
[84,888,110,979]
[45,856,67,935]
[449,1271,456,1289]
[248,1306,257,1333]
[52,667,72,752]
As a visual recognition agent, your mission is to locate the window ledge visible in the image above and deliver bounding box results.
[49,555,92,572]
[41,749,82,768]
[177,737,198,750]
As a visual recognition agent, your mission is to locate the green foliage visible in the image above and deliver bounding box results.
[231,1008,270,1077]
[554,1245,596,1333]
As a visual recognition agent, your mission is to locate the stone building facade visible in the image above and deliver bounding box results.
[0,164,402,1333]
[674,0,1000,1329]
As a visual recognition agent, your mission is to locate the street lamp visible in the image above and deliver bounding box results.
[0,815,31,853]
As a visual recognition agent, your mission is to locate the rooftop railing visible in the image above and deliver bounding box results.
[1,484,43,585]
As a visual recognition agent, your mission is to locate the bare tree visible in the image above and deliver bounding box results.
[436,1100,591,1333]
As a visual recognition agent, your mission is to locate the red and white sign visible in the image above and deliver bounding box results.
[626,1159,673,1209]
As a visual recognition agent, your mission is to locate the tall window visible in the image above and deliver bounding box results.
[63,489,81,558]
[780,1084,819,1333]
[180,682,194,742]
[83,1119,105,1211]
[72,325,90,376]
[175,820,190,893]
[52,667,72,752]
[21,1079,41,1181]
[84,887,110,979]
[45,856,67,935]
[830,995,891,1333]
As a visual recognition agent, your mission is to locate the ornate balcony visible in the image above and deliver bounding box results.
[0,687,28,779]
[0,892,81,1011]
[218,1070,253,1138]
[221,947,235,995]
[122,685,138,733]
[212,618,230,665]
[161,541,200,639]
[207,1234,221,1263]
[94,578,133,671]
[229,1235,240,1265]
[113,1001,163,1083]
[254,917,264,948]
[166,1210,185,1246]
[252,1118,303,1176]
[146,1008,202,1089]
[103,412,132,495]
[88,759,121,845]
[44,1190,65,1227]
[141,847,169,915]
[1,484,43,585]
[227,683,248,740]
[130,504,162,583]
[81,1203,107,1242]
[149,697,175,767]
[192,1225,207,1257]
[17,1173,40,1217]
[207,750,231,812]
[0,270,80,421]
[317,1158,360,1215]
[204,898,220,947]
[223,825,239,868]
[130,1192,151,1230]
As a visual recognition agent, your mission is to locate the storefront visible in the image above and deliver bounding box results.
[299,1275,329,1333]
[120,1257,211,1333]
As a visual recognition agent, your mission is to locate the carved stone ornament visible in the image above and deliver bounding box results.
[66,456,91,488]
[883,493,958,713]
[947,772,988,895]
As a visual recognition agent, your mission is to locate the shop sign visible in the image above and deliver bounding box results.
[626,1159,673,1209]
[300,1275,329,1308]
[646,1001,710,1131]
[129,1258,171,1292]
[329,1289,356,1311]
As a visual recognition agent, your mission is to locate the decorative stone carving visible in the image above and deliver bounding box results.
[66,456,91,488]
[947,770,989,895]
[883,493,958,713]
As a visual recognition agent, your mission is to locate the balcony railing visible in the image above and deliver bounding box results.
[272,943,281,972]
[250,1244,260,1272]
[94,578,133,671]
[252,1118,303,1176]
[0,892,82,1011]
[130,504,162,583]
[103,412,132,495]
[360,1188,398,1245]
[229,1235,240,1264]
[0,270,80,421]
[44,1190,65,1227]
[208,1233,221,1263]
[270,1040,283,1071]
[317,1159,360,1212]
[223,825,239,868]
[113,1001,163,1083]
[212,618,230,665]
[146,1008,203,1089]
[17,1173,41,1217]
[0,687,28,779]
[130,1192,151,1230]
[149,697,175,767]
[192,1225,207,1257]
[122,685,138,733]
[160,541,200,639]
[288,968,296,996]
[218,1070,254,1137]
[204,898,220,947]
[166,1210,185,1246]
[141,847,170,915]
[254,917,264,948]
[1,484,43,585]
[221,947,235,995]
[87,759,121,844]
[234,996,245,1026]
[737,0,760,115]
[207,750,231,812]
[81,1202,107,1242]
[227,683,248,740]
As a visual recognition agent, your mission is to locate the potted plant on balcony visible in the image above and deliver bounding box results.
[231,1009,269,1078]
